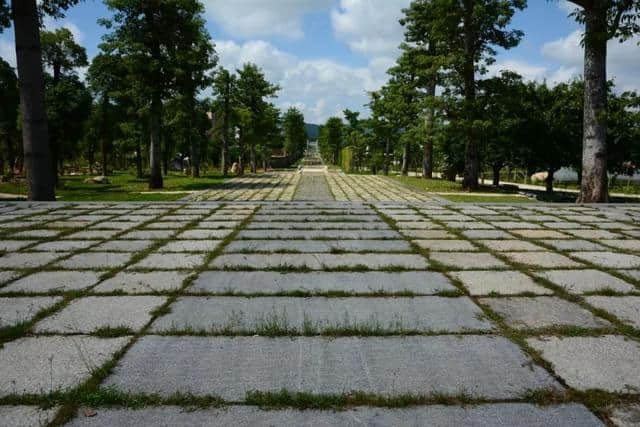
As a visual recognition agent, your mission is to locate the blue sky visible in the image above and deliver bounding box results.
[1,0,638,124]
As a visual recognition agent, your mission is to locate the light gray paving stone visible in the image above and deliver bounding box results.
[0,336,128,396]
[477,240,543,252]
[570,251,640,269]
[511,230,569,239]
[0,240,37,251]
[535,270,636,294]
[190,271,454,295]
[541,239,607,251]
[0,271,18,285]
[65,229,120,239]
[413,239,477,251]
[120,230,175,240]
[157,240,221,252]
[93,271,188,294]
[246,222,389,230]
[237,230,401,240]
[0,405,58,427]
[400,229,456,239]
[91,240,155,252]
[502,252,584,268]
[1,271,103,293]
[480,297,611,330]
[224,239,411,253]
[62,404,603,427]
[0,297,62,327]
[177,229,232,240]
[490,222,541,230]
[451,271,553,296]
[56,252,132,269]
[609,404,640,427]
[144,221,189,230]
[35,296,166,333]
[585,296,640,329]
[210,254,429,270]
[461,230,515,239]
[566,229,624,239]
[0,252,68,269]
[12,229,61,238]
[151,296,493,333]
[600,239,640,251]
[394,221,441,230]
[443,221,494,230]
[31,240,95,252]
[104,335,560,399]
[90,221,140,230]
[428,252,507,270]
[527,335,640,393]
[619,270,640,282]
[131,253,206,269]
[196,221,241,229]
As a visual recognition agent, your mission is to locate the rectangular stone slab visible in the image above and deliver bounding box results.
[224,240,411,253]
[527,335,640,393]
[0,297,62,327]
[236,230,401,240]
[0,336,128,396]
[190,271,455,295]
[150,296,493,333]
[62,404,603,427]
[104,335,560,399]
[209,254,429,270]
[246,222,389,230]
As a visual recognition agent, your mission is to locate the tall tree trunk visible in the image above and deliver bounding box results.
[12,0,55,200]
[135,140,143,178]
[423,45,436,179]
[188,94,199,178]
[383,137,390,176]
[462,0,479,191]
[250,144,257,174]
[401,142,409,176]
[221,87,230,176]
[492,164,501,187]
[237,129,244,177]
[149,92,163,188]
[546,169,555,194]
[7,134,15,177]
[100,96,109,176]
[577,5,608,203]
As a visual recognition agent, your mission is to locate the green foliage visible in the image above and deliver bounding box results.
[40,28,88,81]
[283,107,307,161]
[319,117,344,165]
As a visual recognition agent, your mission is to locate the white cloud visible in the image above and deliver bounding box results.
[43,17,85,44]
[331,0,411,57]
[542,30,640,91]
[204,0,335,40]
[216,39,389,123]
[487,60,548,82]
[0,38,16,67]
[557,0,579,15]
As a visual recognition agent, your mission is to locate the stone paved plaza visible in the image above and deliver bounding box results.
[1,174,640,425]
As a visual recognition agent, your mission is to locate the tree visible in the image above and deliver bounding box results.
[0,0,84,199]
[41,28,88,184]
[101,0,209,188]
[235,63,280,173]
[211,67,237,176]
[172,4,217,177]
[319,117,344,165]
[87,53,128,176]
[401,0,526,190]
[283,107,307,162]
[563,0,639,202]
[0,58,19,176]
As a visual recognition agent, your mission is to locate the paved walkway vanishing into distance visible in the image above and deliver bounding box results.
[0,170,639,425]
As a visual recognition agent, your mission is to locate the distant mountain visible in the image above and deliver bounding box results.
[305,123,320,141]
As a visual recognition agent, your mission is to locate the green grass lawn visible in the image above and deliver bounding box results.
[393,176,515,194]
[0,172,227,201]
